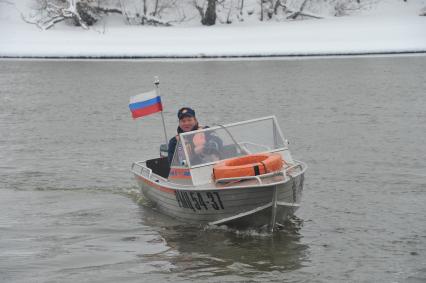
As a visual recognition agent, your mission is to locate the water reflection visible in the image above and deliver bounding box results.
[137,201,309,278]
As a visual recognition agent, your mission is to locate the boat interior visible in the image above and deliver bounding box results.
[137,116,296,186]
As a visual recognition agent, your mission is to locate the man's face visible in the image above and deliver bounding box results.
[179,116,197,132]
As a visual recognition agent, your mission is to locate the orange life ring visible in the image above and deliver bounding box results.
[212,153,284,180]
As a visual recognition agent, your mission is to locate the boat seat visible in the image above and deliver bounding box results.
[146,157,170,179]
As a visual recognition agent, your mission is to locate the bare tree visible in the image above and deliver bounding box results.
[204,0,216,25]
[152,0,159,16]
[23,0,173,29]
[260,0,286,21]
[194,0,216,25]
[22,0,91,29]
[285,0,323,20]
[17,0,375,29]
[287,0,309,19]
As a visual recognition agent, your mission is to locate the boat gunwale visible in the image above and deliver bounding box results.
[132,160,307,192]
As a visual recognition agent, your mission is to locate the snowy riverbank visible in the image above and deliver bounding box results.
[1,0,425,58]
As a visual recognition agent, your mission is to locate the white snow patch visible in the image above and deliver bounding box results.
[0,0,425,58]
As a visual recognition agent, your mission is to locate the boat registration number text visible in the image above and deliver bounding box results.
[175,191,225,211]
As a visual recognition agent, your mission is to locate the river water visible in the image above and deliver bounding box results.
[1,56,425,282]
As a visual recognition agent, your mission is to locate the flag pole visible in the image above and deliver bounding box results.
[154,76,169,146]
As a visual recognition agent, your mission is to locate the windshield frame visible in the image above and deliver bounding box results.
[178,116,287,169]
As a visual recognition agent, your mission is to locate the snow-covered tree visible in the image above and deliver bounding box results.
[25,0,176,29]
[21,0,383,29]
[194,0,217,25]
[23,0,100,29]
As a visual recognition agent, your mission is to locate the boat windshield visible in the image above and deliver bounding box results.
[176,116,286,168]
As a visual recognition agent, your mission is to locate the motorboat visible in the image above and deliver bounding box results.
[131,116,307,231]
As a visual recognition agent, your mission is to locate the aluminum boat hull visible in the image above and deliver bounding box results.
[133,166,305,229]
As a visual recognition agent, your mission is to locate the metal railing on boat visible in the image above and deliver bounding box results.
[214,162,304,185]
[131,161,152,179]
[132,159,307,187]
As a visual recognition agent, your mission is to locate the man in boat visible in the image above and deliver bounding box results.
[167,107,222,166]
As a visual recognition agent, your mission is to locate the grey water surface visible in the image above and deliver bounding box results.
[1,56,425,282]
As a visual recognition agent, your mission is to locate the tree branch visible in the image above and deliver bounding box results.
[193,0,205,18]
[20,12,44,30]
[41,15,66,30]
[286,0,322,20]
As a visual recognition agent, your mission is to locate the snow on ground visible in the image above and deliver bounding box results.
[0,0,425,58]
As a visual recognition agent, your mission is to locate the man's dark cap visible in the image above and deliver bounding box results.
[178,107,196,120]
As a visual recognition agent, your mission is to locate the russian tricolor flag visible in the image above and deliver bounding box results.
[129,90,163,119]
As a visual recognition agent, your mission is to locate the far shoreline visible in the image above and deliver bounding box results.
[1,50,426,61]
